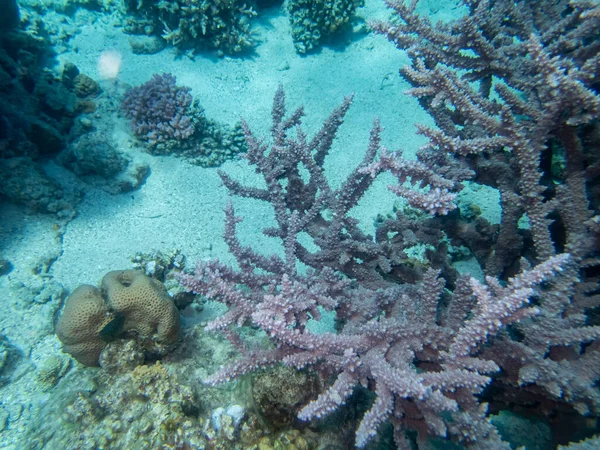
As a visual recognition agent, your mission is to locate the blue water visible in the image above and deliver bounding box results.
[0,0,599,449]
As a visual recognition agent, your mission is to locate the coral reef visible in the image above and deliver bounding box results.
[18,0,113,54]
[54,361,204,449]
[0,334,21,386]
[35,355,70,391]
[55,284,117,366]
[0,0,19,31]
[0,156,79,215]
[131,248,186,282]
[101,270,181,345]
[372,0,600,429]
[56,270,181,366]
[180,78,599,449]
[287,0,364,53]
[58,131,150,194]
[122,0,256,55]
[0,29,76,161]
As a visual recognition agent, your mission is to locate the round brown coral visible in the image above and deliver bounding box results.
[56,270,181,366]
[55,285,114,366]
[101,270,181,344]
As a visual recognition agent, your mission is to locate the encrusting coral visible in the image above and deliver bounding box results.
[56,270,181,366]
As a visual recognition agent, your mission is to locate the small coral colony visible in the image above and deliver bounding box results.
[0,0,599,449]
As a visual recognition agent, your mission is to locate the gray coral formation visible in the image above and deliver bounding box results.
[49,361,204,449]
[146,112,247,167]
[123,0,257,55]
[0,157,78,215]
[0,334,20,387]
[251,365,321,429]
[0,15,146,213]
[27,355,321,449]
[56,270,181,366]
[182,117,248,167]
[58,131,150,194]
[287,0,363,53]
[0,24,81,213]
[131,248,186,282]
[18,0,113,54]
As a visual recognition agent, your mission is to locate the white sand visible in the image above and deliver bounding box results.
[45,1,441,291]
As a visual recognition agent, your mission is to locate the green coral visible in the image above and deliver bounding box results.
[123,0,256,55]
[287,0,363,53]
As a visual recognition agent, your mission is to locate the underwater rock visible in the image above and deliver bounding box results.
[131,248,186,282]
[173,291,195,310]
[60,61,80,89]
[491,410,553,450]
[0,258,12,276]
[98,339,145,372]
[59,132,128,179]
[49,360,205,449]
[36,355,70,390]
[255,429,315,450]
[0,406,8,432]
[129,35,165,55]
[0,334,22,387]
[0,157,78,214]
[211,404,245,432]
[73,73,101,98]
[251,365,320,429]
[58,132,150,194]
[32,279,66,304]
[0,0,19,30]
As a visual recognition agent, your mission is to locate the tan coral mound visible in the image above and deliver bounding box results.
[55,285,114,366]
[101,270,181,344]
[56,270,181,366]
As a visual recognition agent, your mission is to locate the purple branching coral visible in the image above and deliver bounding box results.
[179,85,582,448]
[371,0,600,425]
[121,73,195,147]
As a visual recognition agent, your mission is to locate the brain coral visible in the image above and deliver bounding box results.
[55,285,114,366]
[101,270,181,345]
[56,270,181,366]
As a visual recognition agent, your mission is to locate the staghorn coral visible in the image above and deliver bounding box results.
[372,0,600,432]
[56,270,181,366]
[179,87,577,448]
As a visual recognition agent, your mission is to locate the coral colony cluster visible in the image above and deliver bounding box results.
[179,0,600,448]
[121,73,196,147]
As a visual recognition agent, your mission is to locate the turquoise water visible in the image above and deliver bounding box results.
[0,0,599,449]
